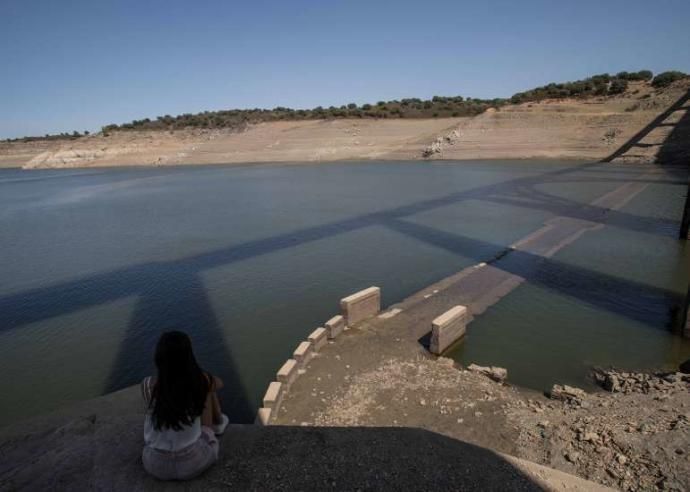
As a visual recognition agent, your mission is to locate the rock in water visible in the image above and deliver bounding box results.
[467,364,508,382]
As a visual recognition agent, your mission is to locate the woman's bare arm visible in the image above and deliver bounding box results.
[206,373,224,391]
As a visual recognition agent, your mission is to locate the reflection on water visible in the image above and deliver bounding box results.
[0,160,688,424]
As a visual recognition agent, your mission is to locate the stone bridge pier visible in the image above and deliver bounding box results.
[679,182,690,338]
[681,179,690,240]
[680,286,690,338]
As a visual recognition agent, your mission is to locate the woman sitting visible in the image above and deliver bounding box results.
[141,331,229,480]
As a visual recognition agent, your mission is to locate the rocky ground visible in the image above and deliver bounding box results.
[509,368,690,491]
[280,350,690,491]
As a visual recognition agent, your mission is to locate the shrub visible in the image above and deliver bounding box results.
[652,71,688,88]
[616,70,653,81]
[594,83,608,96]
[608,78,628,95]
[590,73,611,84]
[44,69,675,140]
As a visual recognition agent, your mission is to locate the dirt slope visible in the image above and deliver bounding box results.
[3,80,688,169]
[13,118,462,169]
[417,80,690,163]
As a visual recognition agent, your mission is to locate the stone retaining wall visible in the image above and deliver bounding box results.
[255,286,381,425]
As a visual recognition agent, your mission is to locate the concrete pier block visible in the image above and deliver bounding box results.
[277,359,298,388]
[430,305,468,355]
[262,381,284,411]
[340,286,381,325]
[256,407,272,426]
[680,184,690,240]
[325,315,346,339]
[308,327,328,352]
[293,341,313,368]
[684,287,690,339]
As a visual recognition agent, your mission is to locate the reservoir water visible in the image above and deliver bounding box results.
[1,160,688,424]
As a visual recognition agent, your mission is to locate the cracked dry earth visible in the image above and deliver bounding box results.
[278,354,690,491]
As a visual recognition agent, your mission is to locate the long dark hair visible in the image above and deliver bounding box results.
[150,331,210,430]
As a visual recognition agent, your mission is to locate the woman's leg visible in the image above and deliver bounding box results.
[201,391,223,427]
[210,392,222,424]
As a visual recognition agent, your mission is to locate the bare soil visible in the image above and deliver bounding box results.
[2,80,688,169]
[420,81,690,163]
[275,331,690,491]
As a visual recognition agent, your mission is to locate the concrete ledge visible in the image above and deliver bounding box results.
[430,305,468,355]
[255,407,272,426]
[340,286,381,325]
[277,359,298,388]
[0,396,614,492]
[256,288,382,427]
[308,327,328,352]
[325,315,346,339]
[262,382,284,412]
[293,341,313,368]
[680,284,690,338]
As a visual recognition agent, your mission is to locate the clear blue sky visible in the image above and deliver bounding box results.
[2,0,689,139]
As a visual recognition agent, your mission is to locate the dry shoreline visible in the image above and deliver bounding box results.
[263,161,690,490]
[2,79,688,170]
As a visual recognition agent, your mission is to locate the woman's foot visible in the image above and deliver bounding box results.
[212,414,229,435]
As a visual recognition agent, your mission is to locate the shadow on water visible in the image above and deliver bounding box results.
[484,187,680,238]
[386,219,682,328]
[104,265,254,422]
[1,149,688,421]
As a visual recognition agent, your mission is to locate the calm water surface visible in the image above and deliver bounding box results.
[1,160,688,424]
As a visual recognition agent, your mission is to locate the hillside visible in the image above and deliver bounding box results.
[2,76,688,169]
[415,79,690,163]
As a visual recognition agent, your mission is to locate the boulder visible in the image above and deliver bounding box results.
[549,384,586,404]
[603,373,621,392]
[422,140,442,158]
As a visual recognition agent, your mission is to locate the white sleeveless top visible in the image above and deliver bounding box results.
[142,376,202,452]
